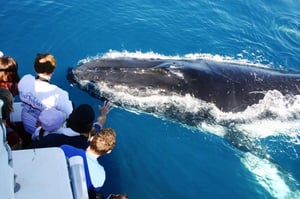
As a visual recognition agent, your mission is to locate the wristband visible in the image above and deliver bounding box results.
[93,122,102,132]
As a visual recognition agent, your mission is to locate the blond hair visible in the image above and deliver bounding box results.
[90,128,116,155]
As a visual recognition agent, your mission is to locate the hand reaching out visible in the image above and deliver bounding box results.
[96,100,113,127]
[98,100,113,116]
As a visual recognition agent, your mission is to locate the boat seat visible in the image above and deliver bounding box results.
[0,100,88,199]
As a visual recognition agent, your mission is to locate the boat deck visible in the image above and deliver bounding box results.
[13,148,73,199]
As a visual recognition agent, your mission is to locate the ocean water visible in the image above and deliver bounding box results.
[1,0,300,199]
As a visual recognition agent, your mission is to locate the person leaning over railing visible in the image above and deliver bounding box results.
[61,127,116,199]
[30,101,112,149]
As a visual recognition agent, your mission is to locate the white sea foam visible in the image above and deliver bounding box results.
[242,152,300,199]
[78,50,273,69]
[76,72,300,143]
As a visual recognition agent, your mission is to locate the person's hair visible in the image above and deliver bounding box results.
[66,104,95,134]
[90,128,116,155]
[34,53,56,74]
[107,194,128,199]
[0,88,13,120]
[0,56,19,82]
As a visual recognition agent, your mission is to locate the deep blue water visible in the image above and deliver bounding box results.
[1,0,300,198]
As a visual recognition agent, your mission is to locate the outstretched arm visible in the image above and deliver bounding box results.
[96,100,113,128]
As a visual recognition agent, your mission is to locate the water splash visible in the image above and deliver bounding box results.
[78,49,274,69]
[242,152,300,199]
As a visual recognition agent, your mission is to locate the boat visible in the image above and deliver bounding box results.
[0,100,89,199]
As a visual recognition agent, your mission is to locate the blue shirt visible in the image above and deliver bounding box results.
[60,145,105,191]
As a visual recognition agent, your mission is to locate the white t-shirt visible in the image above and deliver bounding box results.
[18,74,73,134]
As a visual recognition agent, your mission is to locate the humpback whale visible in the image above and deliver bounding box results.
[68,55,300,197]
[69,57,300,112]
[69,55,300,140]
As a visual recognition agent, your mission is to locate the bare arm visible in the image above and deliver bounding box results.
[97,100,113,127]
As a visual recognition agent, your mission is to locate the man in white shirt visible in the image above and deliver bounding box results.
[18,53,73,134]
